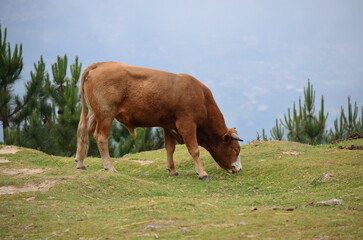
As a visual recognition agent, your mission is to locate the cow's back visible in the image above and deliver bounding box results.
[83,62,209,129]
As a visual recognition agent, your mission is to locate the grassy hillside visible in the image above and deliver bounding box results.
[0,140,362,239]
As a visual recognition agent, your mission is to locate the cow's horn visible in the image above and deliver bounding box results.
[231,132,244,142]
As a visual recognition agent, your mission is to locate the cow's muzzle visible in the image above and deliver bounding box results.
[227,166,242,174]
[228,156,242,174]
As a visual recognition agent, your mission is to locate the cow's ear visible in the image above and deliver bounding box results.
[223,133,231,142]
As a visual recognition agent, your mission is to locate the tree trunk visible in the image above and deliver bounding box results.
[2,120,7,143]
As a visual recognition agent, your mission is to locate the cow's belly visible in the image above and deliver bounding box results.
[115,106,177,130]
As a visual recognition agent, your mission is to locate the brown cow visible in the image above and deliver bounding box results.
[75,62,243,180]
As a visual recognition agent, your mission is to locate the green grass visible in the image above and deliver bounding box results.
[0,140,362,239]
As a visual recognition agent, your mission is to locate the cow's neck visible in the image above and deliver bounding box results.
[198,102,228,147]
[208,105,228,137]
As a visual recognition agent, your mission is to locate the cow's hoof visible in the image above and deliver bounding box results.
[167,168,179,176]
[199,176,211,181]
[76,166,87,170]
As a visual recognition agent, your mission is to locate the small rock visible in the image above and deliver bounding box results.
[47,196,56,199]
[311,199,343,206]
[145,225,167,229]
[246,234,260,238]
[317,173,335,182]
[239,221,247,225]
[22,225,33,230]
[251,207,258,211]
[311,173,335,185]
[25,196,35,201]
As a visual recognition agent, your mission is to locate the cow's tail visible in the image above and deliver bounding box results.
[75,68,90,168]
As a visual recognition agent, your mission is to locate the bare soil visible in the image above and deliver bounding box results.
[338,145,363,150]
[0,180,61,195]
[1,168,46,175]
[0,146,20,154]
[281,151,304,155]
[129,160,155,165]
[0,157,11,163]
[348,133,363,139]
[330,133,363,144]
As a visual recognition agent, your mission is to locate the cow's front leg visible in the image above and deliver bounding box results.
[188,146,210,180]
[164,129,178,176]
[176,122,210,180]
[94,119,117,172]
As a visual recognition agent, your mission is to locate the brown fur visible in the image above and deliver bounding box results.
[75,62,242,178]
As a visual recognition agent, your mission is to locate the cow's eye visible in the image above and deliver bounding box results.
[234,149,239,156]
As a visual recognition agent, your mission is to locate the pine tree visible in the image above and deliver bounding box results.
[50,55,83,156]
[256,128,268,141]
[50,55,68,115]
[281,99,304,142]
[328,97,363,141]
[5,56,57,153]
[7,55,84,156]
[341,96,359,136]
[328,111,345,141]
[357,106,363,134]
[14,56,53,125]
[301,81,328,144]
[0,25,23,142]
[280,80,328,144]
[270,119,284,140]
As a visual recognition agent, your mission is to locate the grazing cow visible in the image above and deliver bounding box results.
[75,62,243,180]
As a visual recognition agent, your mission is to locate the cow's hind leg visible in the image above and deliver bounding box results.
[176,121,210,180]
[164,129,178,176]
[94,118,116,172]
[75,112,96,169]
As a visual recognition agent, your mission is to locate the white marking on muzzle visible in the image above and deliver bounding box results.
[232,155,242,172]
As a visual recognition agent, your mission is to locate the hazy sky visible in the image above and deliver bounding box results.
[1,0,362,142]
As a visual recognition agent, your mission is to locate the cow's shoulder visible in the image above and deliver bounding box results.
[177,73,204,85]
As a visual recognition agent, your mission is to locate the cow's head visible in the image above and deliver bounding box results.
[205,128,243,174]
